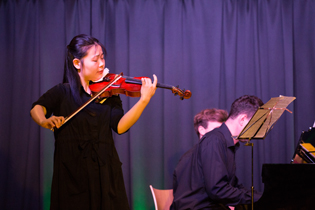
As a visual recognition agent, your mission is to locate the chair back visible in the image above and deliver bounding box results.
[150,185,173,210]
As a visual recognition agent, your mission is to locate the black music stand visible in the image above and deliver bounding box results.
[236,95,296,210]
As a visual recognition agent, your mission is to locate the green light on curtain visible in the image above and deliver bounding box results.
[132,159,147,210]
[133,184,146,210]
[42,131,54,210]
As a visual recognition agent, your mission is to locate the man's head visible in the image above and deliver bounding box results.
[194,108,228,139]
[225,95,263,140]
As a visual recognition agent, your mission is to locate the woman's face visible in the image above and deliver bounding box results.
[77,44,105,83]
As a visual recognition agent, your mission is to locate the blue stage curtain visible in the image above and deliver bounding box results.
[1,0,315,209]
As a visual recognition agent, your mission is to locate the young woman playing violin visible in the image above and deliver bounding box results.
[30,34,157,210]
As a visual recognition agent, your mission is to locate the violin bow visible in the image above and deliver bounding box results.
[51,73,123,131]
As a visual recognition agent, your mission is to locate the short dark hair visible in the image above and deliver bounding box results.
[194,108,228,137]
[228,95,263,120]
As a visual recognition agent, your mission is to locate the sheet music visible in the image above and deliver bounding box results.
[261,96,295,109]
[237,96,296,139]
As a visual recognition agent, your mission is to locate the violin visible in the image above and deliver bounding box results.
[89,73,192,101]
[52,73,191,131]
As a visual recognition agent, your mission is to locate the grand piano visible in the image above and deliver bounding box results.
[254,164,315,210]
[254,128,315,210]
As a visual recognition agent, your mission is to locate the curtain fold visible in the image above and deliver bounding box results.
[1,0,315,209]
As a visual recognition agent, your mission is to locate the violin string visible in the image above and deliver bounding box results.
[123,75,174,90]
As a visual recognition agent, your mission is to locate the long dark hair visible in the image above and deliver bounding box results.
[63,34,107,106]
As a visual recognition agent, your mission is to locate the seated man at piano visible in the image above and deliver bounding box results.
[171,95,263,210]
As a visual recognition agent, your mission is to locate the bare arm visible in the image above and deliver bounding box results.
[117,74,157,134]
[30,105,65,130]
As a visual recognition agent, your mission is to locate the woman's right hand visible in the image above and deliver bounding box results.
[40,116,65,130]
[30,105,65,130]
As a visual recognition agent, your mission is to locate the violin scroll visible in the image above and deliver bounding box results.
[172,86,192,100]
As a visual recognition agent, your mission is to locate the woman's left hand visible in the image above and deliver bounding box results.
[117,74,158,134]
[140,74,157,103]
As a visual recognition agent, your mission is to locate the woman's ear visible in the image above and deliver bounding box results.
[73,58,81,70]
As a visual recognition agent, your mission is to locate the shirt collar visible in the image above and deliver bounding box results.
[220,123,240,150]
[200,123,240,150]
